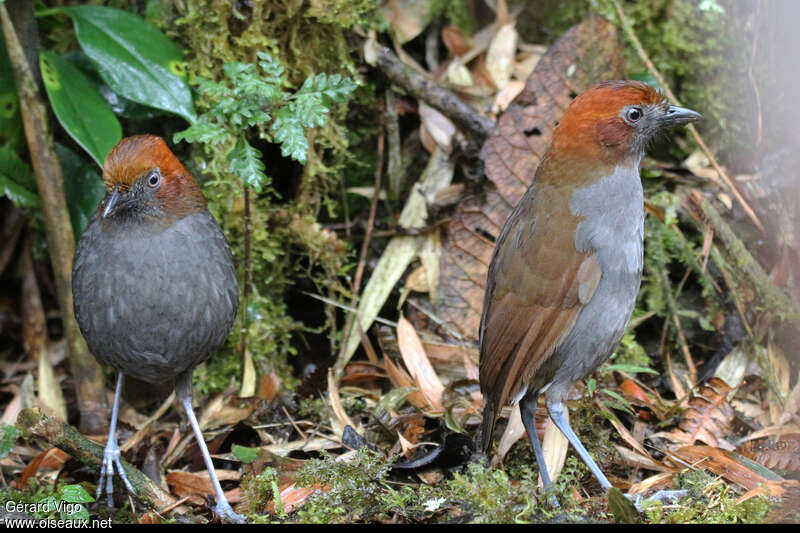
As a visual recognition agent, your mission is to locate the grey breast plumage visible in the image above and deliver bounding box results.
[72,210,238,384]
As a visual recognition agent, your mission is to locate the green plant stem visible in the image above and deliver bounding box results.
[1,2,108,434]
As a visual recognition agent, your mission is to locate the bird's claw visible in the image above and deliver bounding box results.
[96,438,134,507]
[213,500,246,524]
[625,489,688,512]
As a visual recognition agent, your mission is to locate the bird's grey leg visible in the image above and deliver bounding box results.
[520,392,559,507]
[545,397,613,491]
[175,372,245,524]
[97,372,135,506]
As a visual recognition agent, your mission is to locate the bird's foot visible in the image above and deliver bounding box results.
[96,438,134,507]
[625,489,688,512]
[538,485,560,508]
[213,499,246,524]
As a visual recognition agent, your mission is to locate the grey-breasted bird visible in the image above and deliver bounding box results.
[479,81,701,495]
[72,135,242,523]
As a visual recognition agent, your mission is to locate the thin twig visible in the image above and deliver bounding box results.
[302,291,398,328]
[241,183,251,366]
[338,126,385,368]
[609,0,765,233]
[371,44,495,140]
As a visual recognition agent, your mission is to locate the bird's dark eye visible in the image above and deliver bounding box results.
[626,107,643,122]
[147,171,161,188]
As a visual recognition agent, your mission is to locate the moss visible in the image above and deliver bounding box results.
[293,448,393,523]
[142,0,375,392]
[642,470,770,523]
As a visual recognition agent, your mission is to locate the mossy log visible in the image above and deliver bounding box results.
[686,191,799,324]
[17,408,177,512]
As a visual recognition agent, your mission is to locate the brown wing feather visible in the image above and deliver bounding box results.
[479,181,602,414]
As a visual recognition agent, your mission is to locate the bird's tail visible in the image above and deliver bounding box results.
[478,402,498,454]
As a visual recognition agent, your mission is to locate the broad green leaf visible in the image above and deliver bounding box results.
[0,423,19,459]
[0,145,35,189]
[60,484,94,503]
[232,444,259,464]
[0,28,22,148]
[600,388,636,415]
[0,175,39,207]
[44,5,196,123]
[603,363,659,375]
[62,50,164,120]
[61,504,89,523]
[608,487,642,523]
[56,144,105,238]
[40,51,121,167]
[0,146,39,208]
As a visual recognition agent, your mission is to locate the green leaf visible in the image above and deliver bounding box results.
[0,175,39,207]
[228,137,266,190]
[61,504,89,523]
[56,144,105,239]
[173,119,232,146]
[586,377,596,397]
[600,388,636,415]
[608,487,642,523]
[271,107,308,163]
[0,146,39,207]
[44,5,196,123]
[0,29,22,149]
[232,444,259,464]
[0,145,35,189]
[0,423,19,459]
[59,483,94,503]
[40,51,121,167]
[603,363,659,375]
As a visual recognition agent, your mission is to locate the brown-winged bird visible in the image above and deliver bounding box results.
[479,81,701,494]
[72,135,243,522]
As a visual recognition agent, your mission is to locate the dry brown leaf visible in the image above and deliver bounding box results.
[614,444,678,473]
[671,445,788,493]
[269,483,328,514]
[432,15,624,339]
[419,102,455,153]
[485,22,518,89]
[239,348,256,398]
[628,472,677,496]
[381,0,431,44]
[258,372,281,402]
[619,378,652,407]
[665,378,736,450]
[737,434,800,471]
[327,368,356,436]
[491,80,525,114]
[199,395,257,431]
[445,60,473,87]
[381,339,428,410]
[541,413,568,485]
[496,404,525,462]
[442,26,472,57]
[340,148,454,365]
[16,447,70,487]
[405,265,430,293]
[166,469,240,506]
[397,316,445,411]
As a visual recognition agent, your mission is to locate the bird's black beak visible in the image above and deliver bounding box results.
[661,105,702,126]
[102,186,121,219]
